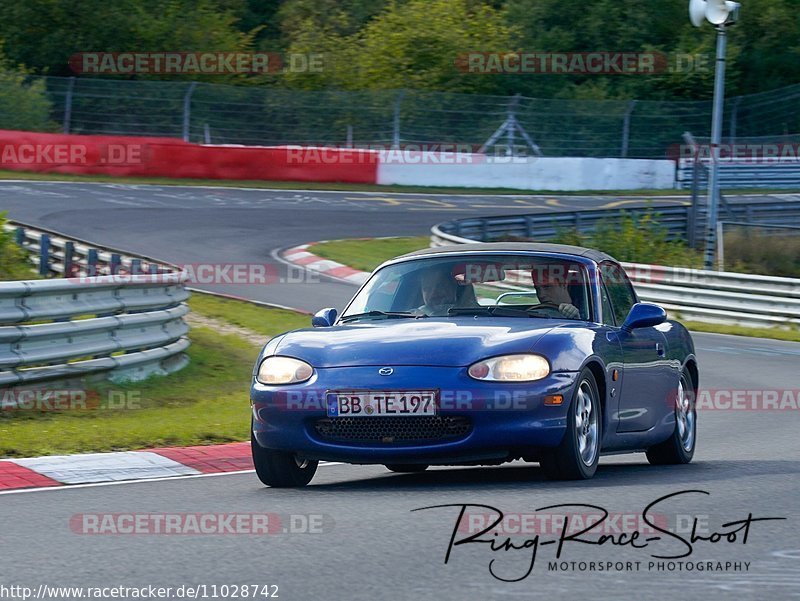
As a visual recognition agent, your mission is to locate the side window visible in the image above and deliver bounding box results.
[600,262,637,326]
[599,281,616,326]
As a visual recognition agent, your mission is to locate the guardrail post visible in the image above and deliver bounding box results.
[182,82,198,142]
[110,253,122,275]
[63,77,76,134]
[621,100,637,158]
[130,259,142,275]
[683,131,701,249]
[392,90,405,149]
[525,216,533,239]
[39,234,51,276]
[87,248,99,277]
[688,160,700,248]
[64,241,75,277]
[14,226,24,246]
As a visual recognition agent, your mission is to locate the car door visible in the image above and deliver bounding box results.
[600,262,674,433]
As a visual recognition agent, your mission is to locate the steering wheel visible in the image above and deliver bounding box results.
[527,302,564,317]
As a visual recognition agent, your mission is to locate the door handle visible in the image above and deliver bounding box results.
[655,342,665,356]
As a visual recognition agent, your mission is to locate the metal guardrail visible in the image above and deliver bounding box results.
[434,201,800,250]
[677,159,800,189]
[7,223,173,278]
[1,224,191,386]
[431,214,800,329]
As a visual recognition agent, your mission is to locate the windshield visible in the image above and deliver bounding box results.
[341,254,593,321]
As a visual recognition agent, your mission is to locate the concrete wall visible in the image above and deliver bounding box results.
[377,153,676,191]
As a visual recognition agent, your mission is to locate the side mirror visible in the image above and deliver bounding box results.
[312,307,338,327]
[621,302,666,331]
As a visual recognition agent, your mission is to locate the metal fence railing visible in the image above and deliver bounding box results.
[435,200,800,251]
[4,76,800,159]
[430,207,800,329]
[0,275,190,386]
[1,223,190,386]
[676,133,800,189]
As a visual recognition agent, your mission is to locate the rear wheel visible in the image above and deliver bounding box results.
[646,369,696,465]
[540,367,602,480]
[385,464,429,473]
[251,427,318,488]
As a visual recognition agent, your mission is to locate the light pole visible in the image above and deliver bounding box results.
[688,0,740,269]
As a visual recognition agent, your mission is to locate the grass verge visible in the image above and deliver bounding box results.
[187,293,310,338]
[311,236,430,272]
[0,293,306,458]
[679,321,800,343]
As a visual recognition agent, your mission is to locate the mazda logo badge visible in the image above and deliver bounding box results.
[378,367,394,376]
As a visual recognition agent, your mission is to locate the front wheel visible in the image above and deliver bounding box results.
[251,427,318,488]
[540,367,602,480]
[646,369,696,465]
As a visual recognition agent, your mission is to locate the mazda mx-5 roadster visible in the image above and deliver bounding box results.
[250,243,698,487]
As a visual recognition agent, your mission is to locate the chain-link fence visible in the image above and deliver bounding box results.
[5,76,800,158]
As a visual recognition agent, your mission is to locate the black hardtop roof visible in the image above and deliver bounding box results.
[398,242,617,264]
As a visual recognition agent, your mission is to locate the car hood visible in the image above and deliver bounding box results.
[272,318,563,367]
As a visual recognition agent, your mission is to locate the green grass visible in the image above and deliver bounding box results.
[722,228,800,278]
[679,321,800,343]
[0,294,308,458]
[3,169,799,197]
[0,211,41,280]
[312,236,430,272]
[187,293,310,337]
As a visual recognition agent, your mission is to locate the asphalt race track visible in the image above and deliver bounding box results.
[1,181,799,600]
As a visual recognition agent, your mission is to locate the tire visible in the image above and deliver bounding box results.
[385,464,429,473]
[646,369,696,465]
[251,427,318,488]
[540,367,602,480]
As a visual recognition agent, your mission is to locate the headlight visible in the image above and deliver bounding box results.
[256,356,314,385]
[468,354,550,382]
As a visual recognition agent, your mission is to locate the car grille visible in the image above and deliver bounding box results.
[313,416,472,445]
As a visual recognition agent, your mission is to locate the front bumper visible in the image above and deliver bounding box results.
[250,365,579,464]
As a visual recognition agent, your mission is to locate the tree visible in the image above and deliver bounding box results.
[281,0,516,93]
[0,0,258,82]
[0,49,54,131]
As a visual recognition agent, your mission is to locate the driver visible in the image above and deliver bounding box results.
[531,266,581,319]
[416,268,460,316]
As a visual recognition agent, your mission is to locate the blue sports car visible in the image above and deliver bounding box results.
[250,243,698,486]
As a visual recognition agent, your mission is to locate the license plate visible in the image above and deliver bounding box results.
[326,391,437,417]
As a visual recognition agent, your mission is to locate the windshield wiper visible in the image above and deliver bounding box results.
[339,310,420,323]
[447,306,531,318]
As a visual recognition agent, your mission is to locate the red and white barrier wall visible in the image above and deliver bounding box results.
[0,131,379,184]
[0,130,676,190]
